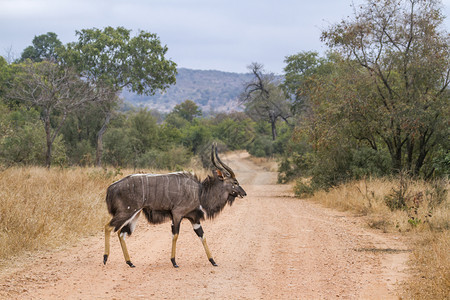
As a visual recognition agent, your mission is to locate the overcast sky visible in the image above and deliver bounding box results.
[1,0,449,74]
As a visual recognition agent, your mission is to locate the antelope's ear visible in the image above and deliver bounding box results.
[213,169,225,180]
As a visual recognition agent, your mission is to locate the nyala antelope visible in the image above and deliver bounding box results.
[103,144,247,268]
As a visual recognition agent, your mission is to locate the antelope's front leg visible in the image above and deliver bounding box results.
[192,223,218,266]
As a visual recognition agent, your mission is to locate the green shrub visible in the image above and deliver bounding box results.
[135,146,192,170]
[349,147,391,179]
[0,105,67,166]
[247,135,274,157]
[103,127,133,167]
[294,180,314,198]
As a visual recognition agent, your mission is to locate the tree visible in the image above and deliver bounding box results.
[171,99,202,122]
[321,0,450,175]
[211,112,255,150]
[0,56,11,99]
[128,108,159,157]
[240,63,292,140]
[94,98,119,167]
[20,32,62,62]
[282,51,333,114]
[7,60,104,167]
[59,98,120,165]
[60,26,177,166]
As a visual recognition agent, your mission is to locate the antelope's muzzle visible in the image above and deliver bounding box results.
[237,186,247,198]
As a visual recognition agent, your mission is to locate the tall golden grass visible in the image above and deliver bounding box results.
[305,176,449,299]
[0,167,113,263]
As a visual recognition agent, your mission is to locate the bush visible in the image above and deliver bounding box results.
[247,135,274,157]
[278,140,312,183]
[212,117,255,150]
[181,123,212,154]
[0,105,67,166]
[70,140,95,166]
[384,173,410,211]
[293,179,314,198]
[1,123,45,165]
[280,141,393,190]
[135,146,192,170]
[432,148,450,177]
[349,147,391,179]
[103,127,133,167]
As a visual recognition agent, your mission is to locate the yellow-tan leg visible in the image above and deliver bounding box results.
[170,233,179,268]
[201,237,216,262]
[103,223,113,265]
[118,231,135,268]
[193,223,218,266]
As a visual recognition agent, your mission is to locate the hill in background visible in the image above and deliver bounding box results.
[122,68,254,114]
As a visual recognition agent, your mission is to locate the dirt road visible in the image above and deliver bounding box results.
[0,152,409,299]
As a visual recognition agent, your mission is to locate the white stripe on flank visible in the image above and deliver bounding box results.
[111,171,192,185]
[117,208,143,233]
[129,172,187,178]
[199,205,207,217]
[141,176,145,204]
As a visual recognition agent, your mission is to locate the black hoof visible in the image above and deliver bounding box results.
[171,258,179,268]
[103,254,108,265]
[209,258,218,266]
[126,261,135,268]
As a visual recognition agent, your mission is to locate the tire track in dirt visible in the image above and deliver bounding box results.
[0,151,408,299]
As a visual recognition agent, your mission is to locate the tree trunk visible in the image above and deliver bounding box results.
[95,112,111,167]
[44,113,52,169]
[393,143,403,173]
[271,121,277,140]
[385,136,403,173]
[269,111,277,140]
[414,128,433,175]
[406,137,414,172]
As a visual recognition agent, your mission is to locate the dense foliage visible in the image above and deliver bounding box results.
[278,0,449,191]
[0,26,286,169]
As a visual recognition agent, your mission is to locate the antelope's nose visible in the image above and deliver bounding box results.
[239,187,247,197]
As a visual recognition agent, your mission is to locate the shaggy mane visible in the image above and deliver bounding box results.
[200,175,231,219]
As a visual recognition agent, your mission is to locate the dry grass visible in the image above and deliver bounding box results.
[404,231,450,299]
[0,166,207,266]
[0,167,113,263]
[305,177,450,299]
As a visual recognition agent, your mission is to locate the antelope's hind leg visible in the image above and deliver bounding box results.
[103,222,113,264]
[118,230,135,268]
[118,210,142,268]
[170,217,182,268]
[105,210,141,268]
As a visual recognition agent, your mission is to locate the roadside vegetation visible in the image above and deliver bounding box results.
[0,0,448,298]
[0,167,113,262]
[302,176,449,299]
